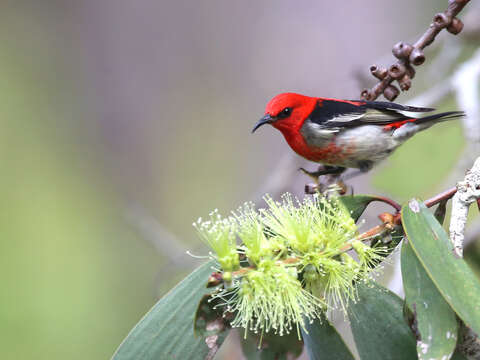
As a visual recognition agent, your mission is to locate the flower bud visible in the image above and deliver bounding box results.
[392,42,413,59]
[433,12,449,29]
[398,75,412,91]
[409,48,425,66]
[370,65,388,80]
[447,17,464,35]
[383,85,400,101]
[388,63,406,80]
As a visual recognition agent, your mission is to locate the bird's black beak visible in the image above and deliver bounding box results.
[252,114,274,133]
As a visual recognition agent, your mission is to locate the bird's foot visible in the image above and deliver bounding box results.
[301,166,347,195]
[299,167,321,185]
[299,165,346,184]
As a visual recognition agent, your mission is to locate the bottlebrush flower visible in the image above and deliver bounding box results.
[193,210,239,273]
[195,193,386,337]
[218,261,324,337]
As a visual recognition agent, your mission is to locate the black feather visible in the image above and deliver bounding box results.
[356,100,435,113]
[415,111,465,124]
[308,100,364,126]
[308,99,441,129]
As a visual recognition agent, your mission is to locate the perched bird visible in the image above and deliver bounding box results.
[252,92,464,179]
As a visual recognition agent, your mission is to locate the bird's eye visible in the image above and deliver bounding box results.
[279,107,292,118]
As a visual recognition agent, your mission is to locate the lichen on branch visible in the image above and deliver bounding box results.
[449,156,480,257]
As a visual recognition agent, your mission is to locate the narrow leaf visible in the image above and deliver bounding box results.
[301,315,354,360]
[402,200,480,335]
[401,240,458,360]
[348,282,417,360]
[113,260,228,360]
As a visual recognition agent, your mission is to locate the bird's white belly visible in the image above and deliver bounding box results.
[301,121,402,168]
[335,125,398,166]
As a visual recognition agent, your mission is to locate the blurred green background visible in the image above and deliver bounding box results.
[0,1,478,359]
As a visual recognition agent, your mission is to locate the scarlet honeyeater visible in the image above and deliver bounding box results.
[252,93,464,177]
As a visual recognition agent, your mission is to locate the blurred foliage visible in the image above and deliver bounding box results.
[0,11,164,360]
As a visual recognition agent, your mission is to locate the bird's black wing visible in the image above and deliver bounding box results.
[360,100,434,113]
[308,99,435,128]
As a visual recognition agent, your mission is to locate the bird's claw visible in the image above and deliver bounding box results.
[300,166,350,195]
[298,167,321,185]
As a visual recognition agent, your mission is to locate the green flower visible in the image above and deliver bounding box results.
[214,261,324,337]
[302,255,358,312]
[352,240,388,272]
[193,210,239,272]
[261,194,357,255]
[231,203,272,265]
[194,193,388,337]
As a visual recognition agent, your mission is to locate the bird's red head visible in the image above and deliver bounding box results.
[252,93,317,134]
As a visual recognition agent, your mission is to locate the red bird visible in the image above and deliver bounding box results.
[252,93,464,178]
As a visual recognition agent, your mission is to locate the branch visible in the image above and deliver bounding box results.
[424,187,458,208]
[361,0,470,101]
[449,157,480,257]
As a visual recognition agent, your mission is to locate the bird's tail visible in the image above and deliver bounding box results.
[415,111,465,125]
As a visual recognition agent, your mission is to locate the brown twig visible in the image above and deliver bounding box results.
[361,0,470,101]
[374,196,402,212]
[339,223,391,252]
[424,186,457,207]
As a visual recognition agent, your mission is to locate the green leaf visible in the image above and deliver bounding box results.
[339,195,377,222]
[401,240,458,360]
[339,194,399,222]
[402,199,480,335]
[301,315,354,360]
[113,260,228,360]
[240,331,303,360]
[348,282,417,360]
